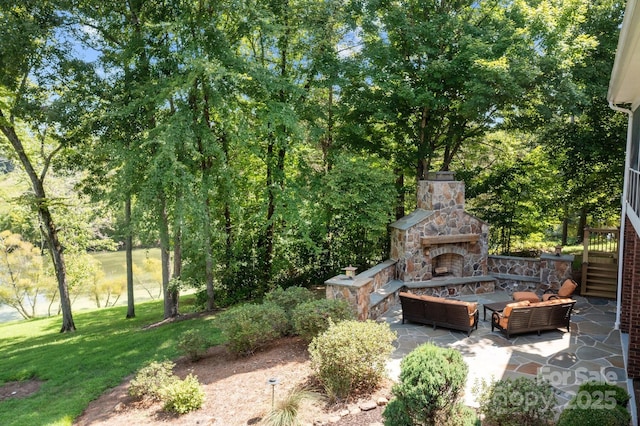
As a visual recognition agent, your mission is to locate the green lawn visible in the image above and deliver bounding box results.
[0,296,223,426]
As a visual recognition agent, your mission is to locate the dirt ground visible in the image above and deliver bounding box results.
[0,336,391,425]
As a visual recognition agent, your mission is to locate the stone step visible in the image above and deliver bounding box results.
[369,280,405,308]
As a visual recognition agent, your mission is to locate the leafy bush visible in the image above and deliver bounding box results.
[264,286,316,314]
[162,374,205,414]
[217,302,288,356]
[177,329,208,361]
[128,360,177,401]
[556,381,631,426]
[264,286,316,334]
[291,298,355,342]
[475,376,555,426]
[383,343,468,426]
[309,319,396,401]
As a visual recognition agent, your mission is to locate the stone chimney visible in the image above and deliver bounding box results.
[417,171,465,211]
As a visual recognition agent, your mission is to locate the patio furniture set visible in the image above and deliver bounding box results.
[399,279,579,338]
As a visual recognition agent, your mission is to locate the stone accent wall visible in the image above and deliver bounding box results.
[488,256,540,276]
[488,254,574,294]
[325,260,397,320]
[405,278,495,298]
[417,179,465,211]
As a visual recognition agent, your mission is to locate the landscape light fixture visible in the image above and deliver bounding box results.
[343,265,357,279]
[267,377,279,409]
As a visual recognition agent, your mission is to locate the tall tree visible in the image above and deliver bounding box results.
[341,0,537,187]
[0,1,79,331]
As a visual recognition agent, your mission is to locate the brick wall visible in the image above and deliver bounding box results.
[623,216,640,378]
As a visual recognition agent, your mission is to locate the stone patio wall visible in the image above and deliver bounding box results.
[325,260,396,320]
[488,254,575,294]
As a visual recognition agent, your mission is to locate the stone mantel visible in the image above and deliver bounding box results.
[421,234,479,247]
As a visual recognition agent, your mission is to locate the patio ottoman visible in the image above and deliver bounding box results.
[512,291,540,303]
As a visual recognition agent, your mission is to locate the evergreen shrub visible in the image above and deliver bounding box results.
[309,320,396,400]
[218,302,288,355]
[128,360,177,401]
[162,374,205,414]
[291,298,355,342]
[475,376,555,426]
[556,381,631,426]
[383,343,468,426]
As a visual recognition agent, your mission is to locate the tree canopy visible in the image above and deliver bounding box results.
[0,0,626,324]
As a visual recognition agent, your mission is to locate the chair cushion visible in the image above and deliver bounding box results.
[513,291,540,303]
[557,279,578,297]
[503,300,530,317]
[531,298,574,307]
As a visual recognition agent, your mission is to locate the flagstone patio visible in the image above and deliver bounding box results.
[380,290,627,413]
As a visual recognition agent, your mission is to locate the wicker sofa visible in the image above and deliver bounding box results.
[399,292,479,336]
[491,298,576,338]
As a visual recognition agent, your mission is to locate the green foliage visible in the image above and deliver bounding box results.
[474,377,556,426]
[263,387,323,426]
[383,344,468,426]
[309,320,396,401]
[321,156,397,268]
[0,231,51,319]
[291,299,355,342]
[217,302,288,356]
[177,329,209,362]
[161,374,205,415]
[575,381,630,407]
[128,360,177,401]
[556,381,631,426]
[264,286,317,333]
[467,146,558,255]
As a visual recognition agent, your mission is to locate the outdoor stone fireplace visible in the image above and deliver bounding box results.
[325,171,574,320]
[390,172,489,282]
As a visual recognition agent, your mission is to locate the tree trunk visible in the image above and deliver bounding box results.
[157,194,175,319]
[125,196,135,318]
[395,170,405,220]
[170,218,181,317]
[561,203,569,246]
[0,117,75,332]
[577,206,588,244]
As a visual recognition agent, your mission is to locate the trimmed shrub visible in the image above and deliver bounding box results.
[162,374,205,414]
[475,376,555,426]
[128,360,177,401]
[309,320,396,400]
[177,329,208,361]
[218,302,288,356]
[264,286,316,315]
[291,299,355,342]
[265,286,317,334]
[556,404,630,426]
[556,381,631,426]
[383,343,468,426]
[574,381,630,407]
